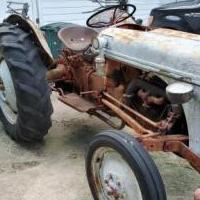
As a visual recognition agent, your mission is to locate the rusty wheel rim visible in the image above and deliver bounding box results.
[91,147,143,200]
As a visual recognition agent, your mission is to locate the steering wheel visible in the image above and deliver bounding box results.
[87,4,136,28]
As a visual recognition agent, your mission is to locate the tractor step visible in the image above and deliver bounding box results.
[58,93,96,112]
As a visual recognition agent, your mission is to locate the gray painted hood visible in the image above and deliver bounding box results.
[99,27,200,86]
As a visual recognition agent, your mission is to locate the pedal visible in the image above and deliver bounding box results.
[58,93,96,112]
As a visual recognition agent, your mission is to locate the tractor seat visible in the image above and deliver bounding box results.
[58,25,98,51]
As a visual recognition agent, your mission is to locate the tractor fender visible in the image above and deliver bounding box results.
[4,14,53,66]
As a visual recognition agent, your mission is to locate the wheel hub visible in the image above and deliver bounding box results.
[92,147,143,200]
[104,173,125,199]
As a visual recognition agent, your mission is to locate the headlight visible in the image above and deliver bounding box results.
[166,82,194,104]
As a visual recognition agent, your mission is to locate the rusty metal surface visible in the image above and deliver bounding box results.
[141,137,200,173]
[47,24,200,172]
[102,92,200,171]
[4,15,200,174]
[101,91,199,171]
[152,28,200,41]
[99,27,200,86]
[102,98,156,135]
[137,89,165,106]
[90,110,125,130]
[58,26,97,51]
[103,92,162,131]
[165,141,200,173]
[47,64,70,81]
[95,26,200,156]
[59,93,96,112]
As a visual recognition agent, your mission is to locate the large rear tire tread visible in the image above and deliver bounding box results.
[86,130,167,200]
[0,22,53,143]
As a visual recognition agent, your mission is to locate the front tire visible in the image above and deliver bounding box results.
[0,23,53,142]
[86,130,167,200]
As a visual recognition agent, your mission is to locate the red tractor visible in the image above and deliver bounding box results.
[0,3,200,200]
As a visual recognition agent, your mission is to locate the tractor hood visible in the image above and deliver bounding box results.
[98,27,200,86]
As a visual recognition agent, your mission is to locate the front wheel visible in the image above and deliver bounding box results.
[86,130,167,200]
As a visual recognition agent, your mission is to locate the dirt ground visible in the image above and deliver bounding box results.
[0,93,199,200]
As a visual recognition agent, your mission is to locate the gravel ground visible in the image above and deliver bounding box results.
[0,93,199,200]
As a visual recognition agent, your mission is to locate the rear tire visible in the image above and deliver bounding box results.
[86,130,167,200]
[0,23,53,143]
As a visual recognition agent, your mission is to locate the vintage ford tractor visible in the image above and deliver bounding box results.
[0,3,200,200]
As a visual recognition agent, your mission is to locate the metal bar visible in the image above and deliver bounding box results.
[141,135,188,151]
[103,92,159,130]
[91,110,125,130]
[164,141,200,173]
[102,98,155,135]
[140,136,200,172]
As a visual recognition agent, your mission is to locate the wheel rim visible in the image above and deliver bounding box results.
[92,147,143,200]
[0,60,17,124]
